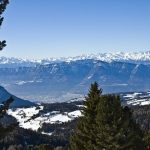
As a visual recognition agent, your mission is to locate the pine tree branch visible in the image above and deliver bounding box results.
[0,0,9,51]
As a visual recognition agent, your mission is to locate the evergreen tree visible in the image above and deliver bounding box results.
[0,96,18,140]
[69,82,145,150]
[39,144,54,150]
[95,95,145,150]
[144,132,150,150]
[0,0,9,50]
[0,0,17,140]
[69,82,102,150]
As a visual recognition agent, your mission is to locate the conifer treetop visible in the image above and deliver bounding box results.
[0,0,9,50]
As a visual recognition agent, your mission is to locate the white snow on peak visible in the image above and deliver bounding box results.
[1,51,150,66]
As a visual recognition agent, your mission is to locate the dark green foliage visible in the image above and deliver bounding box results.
[95,95,145,150]
[38,144,54,150]
[42,101,81,113]
[0,96,18,140]
[0,96,13,118]
[132,105,150,149]
[5,144,54,150]
[69,82,146,150]
[0,0,18,142]
[0,0,9,50]
[132,105,150,131]
[69,82,102,150]
[0,127,53,149]
[144,132,150,150]
[39,119,78,148]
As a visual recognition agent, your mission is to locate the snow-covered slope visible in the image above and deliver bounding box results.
[8,106,44,131]
[7,91,150,135]
[121,91,150,106]
[8,106,81,131]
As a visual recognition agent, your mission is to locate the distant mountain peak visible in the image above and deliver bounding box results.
[0,54,150,102]
[62,51,150,63]
[0,51,150,68]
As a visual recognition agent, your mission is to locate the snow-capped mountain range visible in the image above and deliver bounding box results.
[0,51,150,102]
[0,51,150,67]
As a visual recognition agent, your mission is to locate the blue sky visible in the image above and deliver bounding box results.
[0,0,150,59]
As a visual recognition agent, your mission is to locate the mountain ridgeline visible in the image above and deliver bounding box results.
[0,56,150,102]
[0,86,35,108]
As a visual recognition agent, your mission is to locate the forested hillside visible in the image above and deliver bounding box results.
[1,93,150,149]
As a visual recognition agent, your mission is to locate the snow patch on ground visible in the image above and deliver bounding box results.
[50,114,72,123]
[7,106,43,131]
[68,110,82,118]
[41,132,53,136]
[8,106,82,132]
[124,92,150,106]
